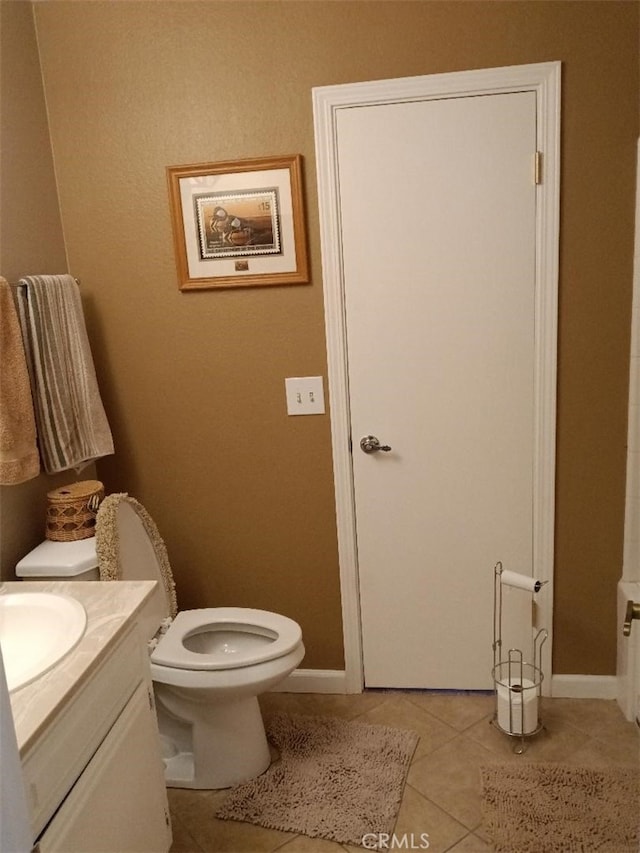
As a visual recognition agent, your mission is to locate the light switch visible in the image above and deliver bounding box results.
[285,376,326,415]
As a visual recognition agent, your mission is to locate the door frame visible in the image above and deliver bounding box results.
[313,62,561,693]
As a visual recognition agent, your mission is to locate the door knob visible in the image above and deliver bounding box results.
[623,600,640,636]
[360,435,392,454]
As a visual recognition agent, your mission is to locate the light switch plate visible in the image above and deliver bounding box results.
[285,376,325,415]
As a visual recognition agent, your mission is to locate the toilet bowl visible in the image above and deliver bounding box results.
[16,493,305,789]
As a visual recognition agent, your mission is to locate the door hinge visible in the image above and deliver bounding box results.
[534,151,543,185]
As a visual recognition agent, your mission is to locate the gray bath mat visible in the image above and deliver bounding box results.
[216,711,419,847]
[481,762,640,852]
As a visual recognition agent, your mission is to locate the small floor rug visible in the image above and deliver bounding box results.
[216,712,419,847]
[480,763,640,852]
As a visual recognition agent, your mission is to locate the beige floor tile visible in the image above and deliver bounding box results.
[444,832,491,852]
[563,731,640,768]
[168,788,216,821]
[407,734,499,830]
[446,831,491,851]
[169,692,638,853]
[274,834,351,852]
[464,706,591,762]
[392,784,468,853]
[260,690,387,721]
[541,697,635,739]
[168,787,294,853]
[168,811,204,853]
[353,694,458,760]
[404,691,495,733]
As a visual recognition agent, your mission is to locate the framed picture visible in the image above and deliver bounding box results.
[167,155,309,291]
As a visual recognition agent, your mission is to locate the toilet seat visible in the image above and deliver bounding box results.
[151,606,302,671]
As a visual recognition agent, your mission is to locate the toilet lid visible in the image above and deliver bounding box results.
[96,494,178,621]
[151,607,302,670]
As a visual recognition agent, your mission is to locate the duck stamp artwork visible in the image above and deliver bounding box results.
[195,190,281,260]
[167,155,309,289]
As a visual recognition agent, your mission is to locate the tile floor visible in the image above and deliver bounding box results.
[168,691,639,853]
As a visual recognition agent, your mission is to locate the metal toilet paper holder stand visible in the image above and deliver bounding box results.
[491,561,548,754]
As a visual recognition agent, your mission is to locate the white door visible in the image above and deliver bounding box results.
[320,72,559,689]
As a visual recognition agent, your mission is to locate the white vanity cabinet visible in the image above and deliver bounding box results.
[37,681,170,852]
[7,582,172,853]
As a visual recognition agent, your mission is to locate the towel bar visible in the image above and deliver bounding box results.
[11,277,80,288]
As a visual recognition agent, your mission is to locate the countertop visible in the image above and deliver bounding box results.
[2,580,157,755]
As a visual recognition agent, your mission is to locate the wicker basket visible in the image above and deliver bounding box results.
[46,480,105,542]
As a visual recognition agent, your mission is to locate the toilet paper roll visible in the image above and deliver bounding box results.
[500,570,544,593]
[497,678,539,735]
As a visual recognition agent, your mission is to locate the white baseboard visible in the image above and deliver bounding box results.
[551,674,618,699]
[275,671,619,699]
[272,669,348,694]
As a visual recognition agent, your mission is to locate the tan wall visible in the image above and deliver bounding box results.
[0,1,86,582]
[28,0,639,675]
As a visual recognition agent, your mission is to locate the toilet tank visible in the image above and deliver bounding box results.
[16,538,100,581]
[16,537,166,644]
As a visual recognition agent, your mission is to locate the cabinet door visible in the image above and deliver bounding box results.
[38,682,171,853]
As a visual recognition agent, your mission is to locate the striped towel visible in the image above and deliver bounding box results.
[16,274,114,474]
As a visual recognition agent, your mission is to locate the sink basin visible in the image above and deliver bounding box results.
[0,592,87,692]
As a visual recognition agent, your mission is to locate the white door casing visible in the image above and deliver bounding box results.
[313,62,561,693]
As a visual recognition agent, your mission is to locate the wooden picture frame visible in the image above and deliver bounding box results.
[167,155,309,291]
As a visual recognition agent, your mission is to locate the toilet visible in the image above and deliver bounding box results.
[16,493,305,790]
